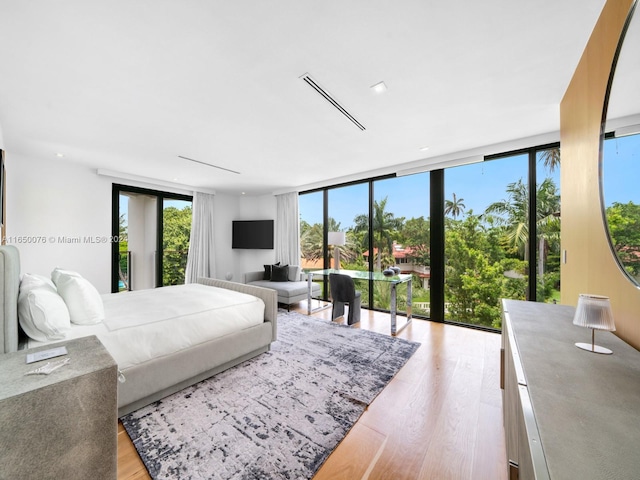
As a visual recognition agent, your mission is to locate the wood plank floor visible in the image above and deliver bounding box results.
[117,302,508,480]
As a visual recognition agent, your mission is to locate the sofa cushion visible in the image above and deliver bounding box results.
[248,280,320,299]
[288,265,301,282]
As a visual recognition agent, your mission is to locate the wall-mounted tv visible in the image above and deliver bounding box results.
[232,219,274,249]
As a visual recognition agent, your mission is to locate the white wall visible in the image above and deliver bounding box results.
[7,154,113,292]
[6,154,278,292]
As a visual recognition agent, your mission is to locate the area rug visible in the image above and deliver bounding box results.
[121,310,420,480]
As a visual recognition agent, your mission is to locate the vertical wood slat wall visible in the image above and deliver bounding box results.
[560,0,639,349]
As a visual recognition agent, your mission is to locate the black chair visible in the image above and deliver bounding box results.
[329,273,361,325]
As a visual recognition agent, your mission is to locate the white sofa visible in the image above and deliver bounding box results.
[244,265,320,310]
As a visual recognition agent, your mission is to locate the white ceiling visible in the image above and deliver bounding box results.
[0,0,609,195]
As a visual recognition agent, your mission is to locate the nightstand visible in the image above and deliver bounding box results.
[0,335,118,479]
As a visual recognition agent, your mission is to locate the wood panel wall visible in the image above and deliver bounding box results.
[560,0,639,348]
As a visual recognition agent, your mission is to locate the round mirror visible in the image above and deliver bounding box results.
[601,2,640,285]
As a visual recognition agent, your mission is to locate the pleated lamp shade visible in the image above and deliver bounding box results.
[572,294,616,331]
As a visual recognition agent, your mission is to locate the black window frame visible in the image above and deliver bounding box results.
[111,184,193,293]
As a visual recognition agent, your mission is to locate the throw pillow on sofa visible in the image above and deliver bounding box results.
[263,262,280,280]
[271,264,290,282]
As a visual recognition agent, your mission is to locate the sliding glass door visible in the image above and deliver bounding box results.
[111,185,192,292]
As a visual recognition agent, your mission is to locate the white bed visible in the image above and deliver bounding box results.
[27,283,266,370]
[0,245,278,416]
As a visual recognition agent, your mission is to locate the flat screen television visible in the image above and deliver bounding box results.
[232,220,274,249]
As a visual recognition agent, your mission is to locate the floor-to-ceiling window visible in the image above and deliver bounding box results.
[111,185,192,292]
[536,147,562,303]
[373,174,430,316]
[444,154,528,329]
[328,183,370,306]
[299,141,560,331]
[162,198,192,286]
[299,190,325,298]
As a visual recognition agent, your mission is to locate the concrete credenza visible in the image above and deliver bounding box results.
[501,299,640,479]
[0,335,118,480]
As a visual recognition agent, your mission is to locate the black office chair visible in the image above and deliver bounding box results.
[329,273,361,325]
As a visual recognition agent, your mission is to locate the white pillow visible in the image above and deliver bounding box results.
[51,268,105,325]
[18,273,71,342]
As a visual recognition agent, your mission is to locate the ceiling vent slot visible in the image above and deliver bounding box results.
[300,74,366,131]
[178,155,241,174]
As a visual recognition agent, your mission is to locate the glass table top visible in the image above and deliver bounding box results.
[308,269,412,283]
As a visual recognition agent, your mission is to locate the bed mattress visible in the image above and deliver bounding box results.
[27,284,265,370]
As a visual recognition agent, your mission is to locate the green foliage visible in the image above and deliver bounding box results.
[354,197,403,271]
[162,205,192,286]
[299,175,563,329]
[606,201,640,278]
[400,216,430,265]
[118,214,129,290]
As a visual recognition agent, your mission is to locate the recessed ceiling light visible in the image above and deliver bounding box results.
[370,81,387,94]
[173,177,179,181]
[419,146,430,151]
[56,153,64,157]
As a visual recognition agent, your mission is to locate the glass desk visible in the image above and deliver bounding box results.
[307,269,412,336]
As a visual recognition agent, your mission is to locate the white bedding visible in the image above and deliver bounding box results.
[27,284,265,370]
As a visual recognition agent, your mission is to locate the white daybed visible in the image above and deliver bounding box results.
[0,245,277,416]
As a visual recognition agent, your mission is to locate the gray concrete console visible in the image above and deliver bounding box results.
[0,335,118,480]
[501,299,640,480]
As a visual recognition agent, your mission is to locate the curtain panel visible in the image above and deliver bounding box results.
[185,192,216,283]
[275,192,300,266]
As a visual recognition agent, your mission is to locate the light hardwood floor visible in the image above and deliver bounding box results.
[117,302,508,480]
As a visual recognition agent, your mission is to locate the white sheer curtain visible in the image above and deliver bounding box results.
[185,192,216,283]
[275,192,300,266]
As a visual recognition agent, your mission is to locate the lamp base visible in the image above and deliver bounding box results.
[575,342,613,355]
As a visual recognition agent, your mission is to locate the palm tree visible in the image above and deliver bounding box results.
[353,197,403,271]
[445,193,466,218]
[302,217,343,262]
[485,178,560,279]
[485,180,529,258]
[539,147,561,173]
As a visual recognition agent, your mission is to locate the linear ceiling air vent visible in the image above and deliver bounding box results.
[178,155,241,174]
[300,73,366,131]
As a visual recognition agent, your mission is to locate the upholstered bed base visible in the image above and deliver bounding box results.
[117,278,277,416]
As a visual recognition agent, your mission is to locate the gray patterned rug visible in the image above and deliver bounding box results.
[121,310,420,479]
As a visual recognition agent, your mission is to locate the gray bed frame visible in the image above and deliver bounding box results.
[0,245,278,416]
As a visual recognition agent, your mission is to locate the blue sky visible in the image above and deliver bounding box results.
[300,152,562,228]
[301,135,640,228]
[602,134,640,207]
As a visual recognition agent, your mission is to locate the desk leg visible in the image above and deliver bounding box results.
[391,279,412,336]
[307,273,313,315]
[307,273,331,315]
[391,283,397,335]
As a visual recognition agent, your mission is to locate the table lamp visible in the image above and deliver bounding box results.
[328,231,346,270]
[572,294,616,354]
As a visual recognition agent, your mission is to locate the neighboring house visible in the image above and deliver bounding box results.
[363,242,431,289]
